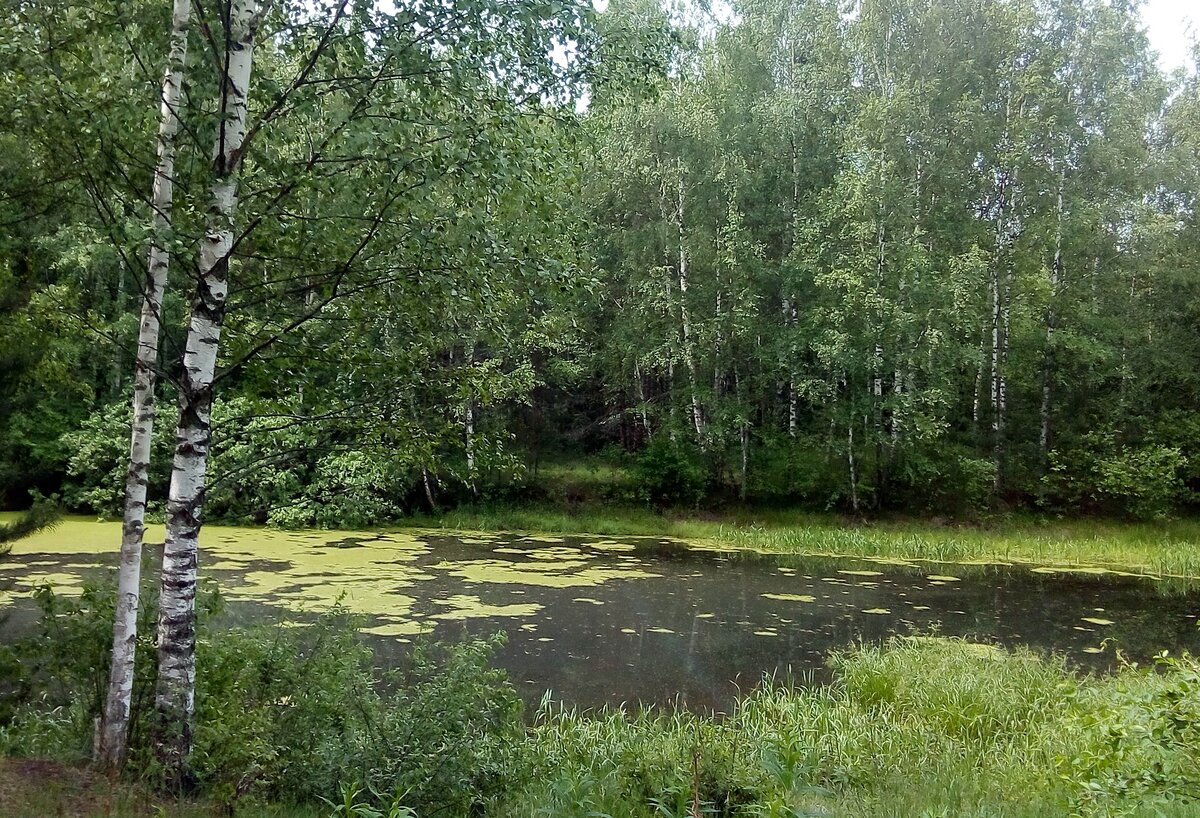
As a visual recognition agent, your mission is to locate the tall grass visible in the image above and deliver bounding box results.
[4,630,1200,817]
[502,637,1200,818]
[402,505,1200,579]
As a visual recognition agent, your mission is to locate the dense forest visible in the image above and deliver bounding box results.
[2,0,1198,526]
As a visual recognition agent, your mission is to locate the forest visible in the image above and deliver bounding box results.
[3,0,1200,815]
[2,0,1198,527]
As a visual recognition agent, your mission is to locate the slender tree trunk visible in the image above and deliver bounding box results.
[997,263,1011,486]
[735,369,749,501]
[155,0,262,777]
[109,259,128,399]
[100,0,191,770]
[422,468,437,510]
[677,176,704,445]
[712,289,721,398]
[989,172,1017,493]
[1040,165,1064,465]
[464,401,477,495]
[786,130,801,439]
[847,421,859,514]
[634,361,651,439]
[782,296,798,437]
[973,315,987,428]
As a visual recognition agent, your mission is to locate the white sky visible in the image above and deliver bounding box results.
[591,0,1195,75]
[1142,0,1197,74]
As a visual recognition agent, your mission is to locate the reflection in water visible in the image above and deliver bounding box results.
[3,521,1200,711]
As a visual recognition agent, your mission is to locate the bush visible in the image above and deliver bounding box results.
[0,580,169,754]
[1047,431,1188,520]
[632,436,708,508]
[59,400,179,517]
[0,581,526,814]
[355,636,526,815]
[888,443,997,517]
[746,435,845,507]
[1064,653,1200,810]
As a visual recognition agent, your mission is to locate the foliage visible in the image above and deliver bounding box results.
[6,611,1200,816]
[1048,432,1190,520]
[1064,653,1200,810]
[59,402,179,518]
[0,583,524,814]
[0,496,61,545]
[632,437,709,508]
[0,578,206,754]
[0,0,1198,525]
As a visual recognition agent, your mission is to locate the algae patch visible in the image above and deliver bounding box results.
[761,593,816,603]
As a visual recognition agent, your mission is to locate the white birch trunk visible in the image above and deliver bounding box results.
[101,0,191,770]
[634,360,651,437]
[989,174,1016,492]
[973,316,987,428]
[786,298,798,437]
[155,0,261,774]
[1040,166,1064,462]
[713,289,722,398]
[464,401,477,495]
[676,176,705,445]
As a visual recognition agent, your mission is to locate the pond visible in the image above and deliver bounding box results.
[3,520,1200,712]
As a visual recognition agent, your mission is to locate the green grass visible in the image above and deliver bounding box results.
[400,504,1200,578]
[5,638,1200,817]
[500,637,1200,818]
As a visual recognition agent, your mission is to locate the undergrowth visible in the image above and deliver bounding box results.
[2,585,1199,817]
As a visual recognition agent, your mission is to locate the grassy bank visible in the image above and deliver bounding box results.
[402,504,1200,577]
[4,637,1200,817]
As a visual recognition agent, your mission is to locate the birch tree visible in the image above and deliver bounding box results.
[100,0,192,770]
[154,0,263,773]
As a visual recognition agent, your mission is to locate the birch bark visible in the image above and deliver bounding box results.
[100,0,191,770]
[155,0,262,774]
[1040,163,1065,463]
[676,175,705,445]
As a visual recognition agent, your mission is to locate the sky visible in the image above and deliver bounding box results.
[590,0,1197,76]
[1142,0,1197,74]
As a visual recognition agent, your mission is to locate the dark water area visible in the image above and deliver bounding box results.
[393,537,1200,711]
[3,523,1200,712]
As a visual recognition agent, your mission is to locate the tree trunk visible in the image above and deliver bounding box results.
[464,401,477,495]
[735,369,749,501]
[847,421,859,514]
[677,175,705,445]
[783,296,798,437]
[1040,165,1064,465]
[634,360,651,438]
[100,0,191,771]
[989,169,1017,494]
[972,316,987,428]
[155,0,261,778]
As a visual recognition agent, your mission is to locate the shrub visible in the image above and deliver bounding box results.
[1064,653,1200,810]
[0,581,526,814]
[59,401,179,517]
[746,435,845,507]
[887,444,997,516]
[632,436,708,508]
[0,580,168,756]
[1047,431,1188,520]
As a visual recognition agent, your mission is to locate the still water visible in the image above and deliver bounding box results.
[3,520,1200,711]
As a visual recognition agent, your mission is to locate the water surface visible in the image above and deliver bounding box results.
[3,520,1199,711]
